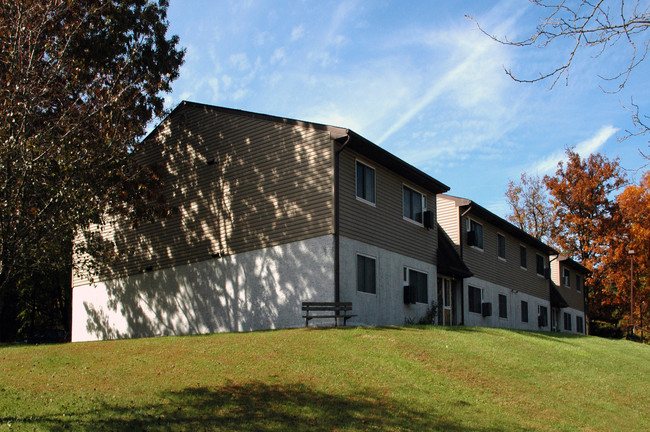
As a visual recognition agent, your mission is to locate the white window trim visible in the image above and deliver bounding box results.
[466,218,484,252]
[355,160,376,207]
[536,254,546,278]
[563,268,571,288]
[519,244,528,270]
[404,266,429,304]
[402,184,426,227]
[498,293,508,320]
[468,285,484,314]
[497,233,507,262]
[356,252,377,296]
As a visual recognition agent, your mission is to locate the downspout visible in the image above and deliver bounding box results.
[458,205,472,325]
[333,132,351,303]
[548,254,559,331]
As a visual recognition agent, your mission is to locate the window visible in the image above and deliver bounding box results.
[468,286,482,314]
[563,268,571,287]
[497,234,506,260]
[563,312,572,331]
[576,316,584,333]
[403,185,425,224]
[576,275,582,293]
[356,254,376,294]
[406,268,428,303]
[520,246,527,269]
[499,294,508,318]
[521,300,529,323]
[356,161,376,204]
[467,219,484,249]
[536,254,545,276]
[538,305,548,327]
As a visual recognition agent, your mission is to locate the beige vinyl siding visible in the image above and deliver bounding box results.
[436,198,460,246]
[338,149,438,264]
[460,213,550,300]
[75,104,334,286]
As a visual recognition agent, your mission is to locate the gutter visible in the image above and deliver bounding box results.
[333,132,351,303]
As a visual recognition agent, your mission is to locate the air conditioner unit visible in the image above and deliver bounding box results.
[403,285,416,305]
[481,302,492,317]
[423,210,435,229]
[538,315,547,327]
[467,230,477,246]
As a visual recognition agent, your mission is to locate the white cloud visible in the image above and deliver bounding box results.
[229,53,251,71]
[291,25,305,41]
[375,5,526,147]
[270,47,286,65]
[575,125,618,155]
[532,125,618,174]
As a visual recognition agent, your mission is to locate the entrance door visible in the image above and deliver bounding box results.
[440,277,453,325]
[551,308,561,332]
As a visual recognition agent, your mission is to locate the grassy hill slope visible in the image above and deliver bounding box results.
[1,326,648,431]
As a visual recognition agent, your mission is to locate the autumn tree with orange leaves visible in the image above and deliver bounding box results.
[544,150,627,324]
[600,172,650,331]
[508,148,650,333]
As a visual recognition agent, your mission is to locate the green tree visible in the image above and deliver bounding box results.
[0,0,184,340]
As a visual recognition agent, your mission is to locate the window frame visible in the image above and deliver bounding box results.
[355,160,376,206]
[536,254,546,277]
[467,218,484,250]
[498,294,508,319]
[575,274,582,293]
[520,245,527,269]
[563,268,571,288]
[356,253,377,295]
[497,233,506,260]
[402,185,426,225]
[576,315,584,333]
[521,300,529,323]
[468,285,482,314]
[404,266,428,304]
[563,312,572,331]
[538,305,549,327]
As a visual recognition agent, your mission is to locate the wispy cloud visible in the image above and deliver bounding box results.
[376,4,526,146]
[532,125,618,174]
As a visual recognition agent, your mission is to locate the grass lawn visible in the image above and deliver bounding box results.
[1,326,648,431]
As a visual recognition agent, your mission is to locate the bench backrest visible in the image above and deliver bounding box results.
[302,302,353,312]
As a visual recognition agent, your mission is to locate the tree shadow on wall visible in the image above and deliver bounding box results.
[6,381,499,431]
[81,104,336,339]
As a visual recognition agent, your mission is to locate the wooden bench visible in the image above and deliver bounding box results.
[301,302,356,327]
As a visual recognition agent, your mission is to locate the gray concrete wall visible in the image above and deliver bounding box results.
[339,236,436,326]
[72,235,335,341]
[462,276,552,331]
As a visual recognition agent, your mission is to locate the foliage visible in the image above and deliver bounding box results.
[418,300,438,325]
[505,172,553,242]
[588,320,625,339]
[544,149,626,263]
[0,0,184,340]
[506,148,650,329]
[544,149,627,322]
[1,327,648,431]
[599,171,650,328]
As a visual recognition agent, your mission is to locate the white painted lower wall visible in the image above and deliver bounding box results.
[72,235,335,342]
[558,306,586,334]
[463,277,552,331]
[339,236,436,327]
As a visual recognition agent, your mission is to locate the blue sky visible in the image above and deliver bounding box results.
[164,0,650,217]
